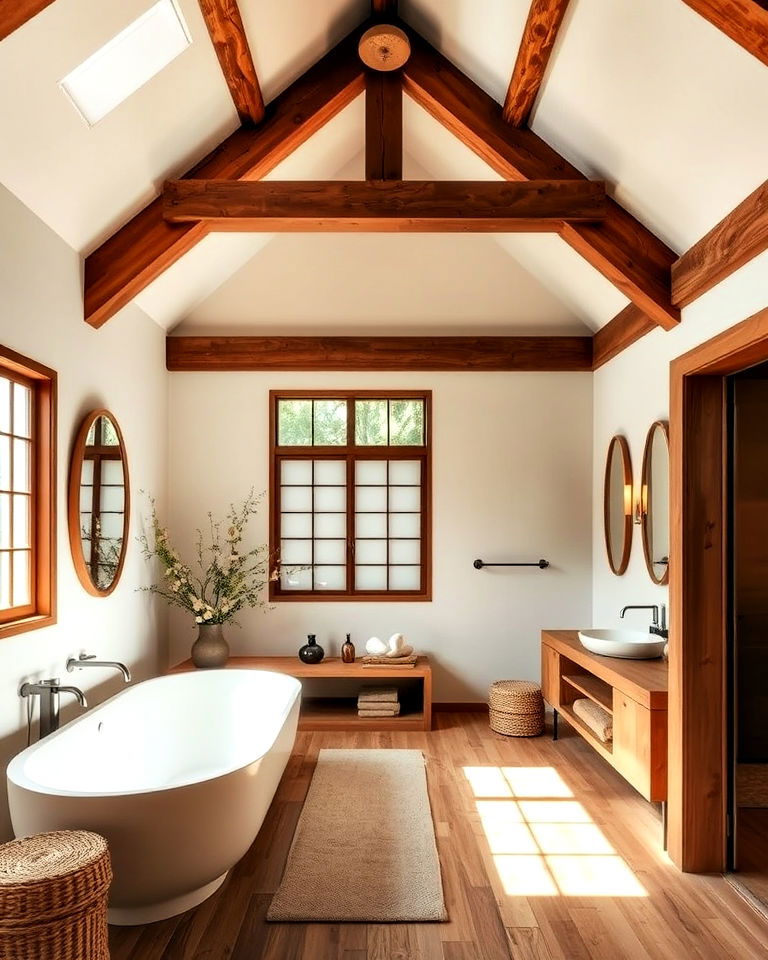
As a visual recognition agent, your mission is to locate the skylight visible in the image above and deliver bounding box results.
[60,0,191,126]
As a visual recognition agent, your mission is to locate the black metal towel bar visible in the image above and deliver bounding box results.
[473,559,550,570]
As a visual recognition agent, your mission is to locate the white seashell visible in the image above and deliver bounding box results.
[385,644,413,658]
[388,632,406,652]
[366,636,388,656]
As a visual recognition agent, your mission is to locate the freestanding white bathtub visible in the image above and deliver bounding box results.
[6,669,301,925]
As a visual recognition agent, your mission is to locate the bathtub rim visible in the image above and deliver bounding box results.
[6,668,302,800]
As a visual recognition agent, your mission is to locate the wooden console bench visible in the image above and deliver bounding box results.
[170,656,433,731]
[541,631,668,811]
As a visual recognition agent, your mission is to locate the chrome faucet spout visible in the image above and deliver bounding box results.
[620,604,659,625]
[66,653,131,682]
[54,685,88,708]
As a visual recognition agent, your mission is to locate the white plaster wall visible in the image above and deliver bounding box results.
[0,185,168,840]
[168,371,593,700]
[593,251,768,627]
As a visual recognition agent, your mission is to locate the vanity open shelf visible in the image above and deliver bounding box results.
[541,631,668,805]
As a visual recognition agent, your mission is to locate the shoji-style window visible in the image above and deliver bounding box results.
[0,347,56,637]
[270,391,431,601]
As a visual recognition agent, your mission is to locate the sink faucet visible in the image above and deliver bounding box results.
[66,652,131,683]
[620,603,668,639]
[20,679,88,738]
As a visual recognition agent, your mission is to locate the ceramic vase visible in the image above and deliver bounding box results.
[341,634,355,663]
[191,623,229,668]
[298,634,325,664]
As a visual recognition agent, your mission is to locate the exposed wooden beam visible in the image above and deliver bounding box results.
[503,0,572,127]
[0,0,54,41]
[166,336,594,371]
[672,178,768,308]
[680,0,768,68]
[198,0,264,124]
[84,26,368,328]
[162,179,608,231]
[401,28,680,330]
[366,71,402,179]
[592,304,657,369]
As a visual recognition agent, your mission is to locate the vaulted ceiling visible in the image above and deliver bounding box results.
[0,0,766,348]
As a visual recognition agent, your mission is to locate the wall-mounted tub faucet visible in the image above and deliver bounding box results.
[66,653,131,683]
[20,679,87,738]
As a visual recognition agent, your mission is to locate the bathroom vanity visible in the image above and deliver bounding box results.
[541,630,668,804]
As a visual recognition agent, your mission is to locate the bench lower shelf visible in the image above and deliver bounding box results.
[300,698,426,731]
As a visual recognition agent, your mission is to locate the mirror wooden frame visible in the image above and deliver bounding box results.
[641,420,670,586]
[67,409,130,597]
[603,434,632,576]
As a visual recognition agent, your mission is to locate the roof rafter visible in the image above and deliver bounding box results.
[83,24,369,329]
[162,179,607,230]
[592,304,657,369]
[400,28,679,330]
[672,177,768,308]
[680,0,768,68]
[503,0,572,127]
[0,0,54,41]
[197,0,264,124]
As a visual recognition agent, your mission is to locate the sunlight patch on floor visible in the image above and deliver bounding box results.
[464,766,647,898]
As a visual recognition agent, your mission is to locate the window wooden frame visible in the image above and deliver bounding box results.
[0,345,56,638]
[269,389,432,602]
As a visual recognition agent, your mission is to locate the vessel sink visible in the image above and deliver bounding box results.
[578,629,666,660]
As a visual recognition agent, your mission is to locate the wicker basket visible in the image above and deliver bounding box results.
[488,680,544,737]
[0,830,112,960]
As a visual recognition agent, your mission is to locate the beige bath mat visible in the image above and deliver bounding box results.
[267,749,447,922]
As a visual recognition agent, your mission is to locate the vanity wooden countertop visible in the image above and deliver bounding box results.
[542,631,667,710]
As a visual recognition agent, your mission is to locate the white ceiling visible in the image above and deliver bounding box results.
[0,0,766,333]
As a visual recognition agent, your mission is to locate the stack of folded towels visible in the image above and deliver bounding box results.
[357,685,400,718]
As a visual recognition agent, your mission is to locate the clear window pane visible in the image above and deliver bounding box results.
[314,540,346,565]
[389,565,421,590]
[389,513,421,538]
[281,486,312,512]
[0,379,10,434]
[314,513,346,538]
[0,552,9,609]
[102,460,124,484]
[281,567,312,591]
[355,486,387,512]
[0,494,9,548]
[81,460,94,484]
[86,421,97,445]
[390,399,424,446]
[281,459,312,485]
[100,512,123,539]
[13,551,31,606]
[280,539,312,564]
[101,486,124,512]
[313,460,346,485]
[278,400,312,446]
[0,436,9,490]
[101,416,119,445]
[313,400,346,445]
[13,439,30,493]
[356,512,387,538]
[13,383,31,438]
[79,485,93,512]
[355,400,388,446]
[12,495,30,549]
[388,460,421,485]
[281,512,312,538]
[389,486,421,512]
[355,460,387,485]
[313,566,346,590]
[355,565,387,590]
[355,539,387,564]
[389,539,421,565]
[314,486,346,512]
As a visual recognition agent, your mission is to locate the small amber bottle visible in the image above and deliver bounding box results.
[341,633,355,663]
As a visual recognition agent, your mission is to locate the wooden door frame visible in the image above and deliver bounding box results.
[668,305,768,872]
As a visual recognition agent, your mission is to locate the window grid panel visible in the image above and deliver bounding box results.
[0,378,34,612]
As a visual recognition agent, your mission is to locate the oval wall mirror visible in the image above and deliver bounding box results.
[68,410,130,596]
[604,435,632,576]
[641,420,670,585]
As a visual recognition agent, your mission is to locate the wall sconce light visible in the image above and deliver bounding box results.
[623,483,633,518]
[633,484,648,525]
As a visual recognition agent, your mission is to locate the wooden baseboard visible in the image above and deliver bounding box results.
[434,701,488,712]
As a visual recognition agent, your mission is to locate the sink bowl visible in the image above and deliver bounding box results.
[578,629,666,660]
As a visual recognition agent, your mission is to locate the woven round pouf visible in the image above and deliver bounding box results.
[0,830,112,960]
[488,680,544,737]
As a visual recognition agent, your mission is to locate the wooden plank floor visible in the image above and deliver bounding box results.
[109,712,768,959]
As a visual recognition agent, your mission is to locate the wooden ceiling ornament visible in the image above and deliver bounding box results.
[358,24,410,71]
